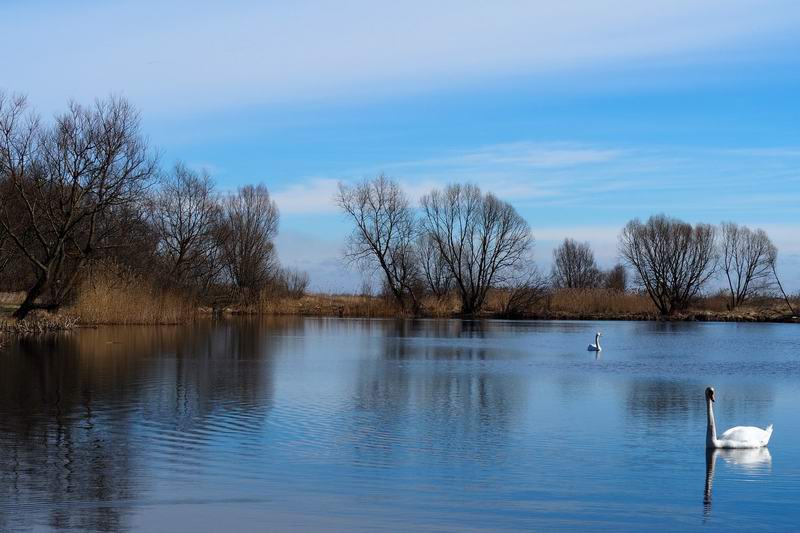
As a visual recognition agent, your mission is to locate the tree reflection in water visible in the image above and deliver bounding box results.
[349,319,528,472]
[0,320,280,531]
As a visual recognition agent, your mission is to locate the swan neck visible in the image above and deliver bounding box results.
[595,334,600,349]
[706,398,718,448]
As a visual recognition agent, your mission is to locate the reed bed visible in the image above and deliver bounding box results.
[4,275,796,331]
[543,288,657,316]
[0,292,25,305]
[246,292,407,318]
[68,264,195,325]
[0,313,77,346]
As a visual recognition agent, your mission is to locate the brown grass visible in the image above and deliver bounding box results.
[228,288,798,323]
[541,288,657,317]
[0,291,25,317]
[0,313,77,346]
[239,292,407,318]
[5,274,797,330]
[68,263,195,325]
[234,288,658,319]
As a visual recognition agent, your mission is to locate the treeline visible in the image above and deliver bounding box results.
[0,93,306,320]
[2,93,794,323]
[338,176,540,316]
[339,176,796,317]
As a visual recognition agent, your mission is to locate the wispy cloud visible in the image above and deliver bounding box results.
[272,178,341,216]
[389,142,624,170]
[271,141,800,218]
[3,0,799,115]
[267,140,800,289]
[270,143,626,214]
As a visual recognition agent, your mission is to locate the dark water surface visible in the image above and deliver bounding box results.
[1,318,798,532]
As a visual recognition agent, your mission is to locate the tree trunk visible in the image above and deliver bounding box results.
[772,264,797,316]
[12,274,49,320]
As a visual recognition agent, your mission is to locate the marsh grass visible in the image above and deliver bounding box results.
[1,313,77,347]
[246,292,407,318]
[69,263,194,324]
[5,272,796,329]
[543,288,657,317]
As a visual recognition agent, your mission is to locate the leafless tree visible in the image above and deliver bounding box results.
[269,266,310,299]
[619,214,717,315]
[719,222,777,309]
[770,261,797,316]
[150,163,222,289]
[417,232,453,298]
[337,175,420,311]
[0,93,156,319]
[217,184,279,299]
[420,183,532,315]
[551,238,602,289]
[498,263,549,318]
[603,263,627,292]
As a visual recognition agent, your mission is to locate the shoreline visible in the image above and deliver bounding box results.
[216,307,800,324]
[2,292,798,331]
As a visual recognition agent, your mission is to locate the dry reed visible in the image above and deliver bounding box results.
[244,291,406,318]
[544,288,657,316]
[0,313,77,340]
[69,263,194,324]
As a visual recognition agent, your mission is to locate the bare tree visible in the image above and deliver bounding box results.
[337,175,420,311]
[551,238,602,288]
[150,163,221,289]
[418,232,453,298]
[420,183,532,314]
[0,93,156,319]
[771,261,797,316]
[217,184,279,299]
[603,263,627,292]
[619,214,717,315]
[498,263,549,318]
[268,266,310,299]
[720,222,777,309]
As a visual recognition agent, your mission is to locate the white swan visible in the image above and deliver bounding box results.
[587,332,602,352]
[705,387,773,449]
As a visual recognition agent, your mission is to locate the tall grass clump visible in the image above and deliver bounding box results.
[69,262,194,324]
[1,313,78,335]
[546,288,657,316]
[251,292,405,318]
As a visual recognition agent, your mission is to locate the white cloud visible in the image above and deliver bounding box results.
[267,141,800,291]
[268,142,626,214]
[2,0,798,115]
[269,141,800,216]
[392,142,624,170]
[272,178,340,215]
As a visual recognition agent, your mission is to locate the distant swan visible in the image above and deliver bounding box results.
[705,387,773,449]
[587,332,602,352]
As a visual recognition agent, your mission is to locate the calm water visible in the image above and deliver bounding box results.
[1,318,799,532]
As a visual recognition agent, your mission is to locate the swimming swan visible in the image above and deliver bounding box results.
[705,387,773,449]
[587,332,602,352]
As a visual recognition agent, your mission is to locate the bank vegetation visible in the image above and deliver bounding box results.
[0,93,797,327]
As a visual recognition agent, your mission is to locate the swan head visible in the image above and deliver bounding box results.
[596,331,602,337]
[705,386,716,403]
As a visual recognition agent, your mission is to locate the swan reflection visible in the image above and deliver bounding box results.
[704,447,772,515]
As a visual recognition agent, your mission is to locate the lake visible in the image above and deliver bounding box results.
[1,318,798,531]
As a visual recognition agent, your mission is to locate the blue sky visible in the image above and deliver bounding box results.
[2,0,799,291]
